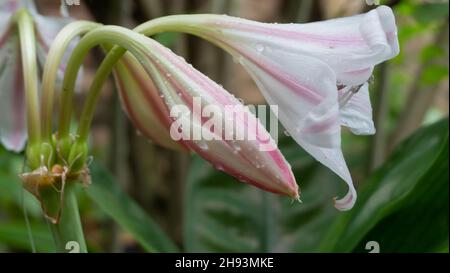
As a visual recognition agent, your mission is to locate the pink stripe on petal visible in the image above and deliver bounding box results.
[207,18,366,46]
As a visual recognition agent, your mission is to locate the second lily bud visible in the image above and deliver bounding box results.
[111,30,299,199]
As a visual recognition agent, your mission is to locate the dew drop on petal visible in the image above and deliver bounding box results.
[255,44,265,53]
[197,141,209,150]
[233,142,241,151]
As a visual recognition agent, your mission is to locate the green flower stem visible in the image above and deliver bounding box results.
[57,28,136,146]
[40,21,101,142]
[15,9,40,147]
[76,16,199,141]
[57,26,164,146]
[76,16,232,141]
[76,45,126,141]
[44,183,87,253]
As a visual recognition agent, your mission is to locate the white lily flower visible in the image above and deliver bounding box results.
[138,6,399,209]
[0,0,73,152]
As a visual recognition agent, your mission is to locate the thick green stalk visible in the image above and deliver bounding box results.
[45,183,87,253]
[15,9,40,147]
[15,11,88,252]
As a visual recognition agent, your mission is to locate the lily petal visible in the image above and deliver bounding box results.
[192,5,398,85]
[0,27,27,152]
[228,42,354,210]
[339,83,376,135]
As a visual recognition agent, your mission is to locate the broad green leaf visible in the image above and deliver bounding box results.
[320,118,449,252]
[86,162,178,252]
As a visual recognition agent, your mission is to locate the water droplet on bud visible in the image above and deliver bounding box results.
[197,141,209,150]
[255,44,264,53]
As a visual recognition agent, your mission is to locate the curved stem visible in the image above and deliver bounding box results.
[77,45,126,141]
[15,9,40,147]
[76,16,203,141]
[40,21,101,142]
[58,26,153,143]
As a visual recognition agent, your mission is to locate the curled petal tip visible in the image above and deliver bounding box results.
[333,189,356,211]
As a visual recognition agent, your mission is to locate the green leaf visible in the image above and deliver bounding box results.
[0,221,54,252]
[184,135,343,252]
[86,162,178,252]
[320,118,449,252]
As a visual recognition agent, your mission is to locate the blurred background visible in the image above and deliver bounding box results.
[0,0,448,253]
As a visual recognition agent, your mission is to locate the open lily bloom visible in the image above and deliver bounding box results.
[107,29,299,198]
[138,6,399,209]
[0,0,73,152]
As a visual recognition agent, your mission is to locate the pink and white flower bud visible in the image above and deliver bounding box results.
[118,34,299,198]
[112,52,188,151]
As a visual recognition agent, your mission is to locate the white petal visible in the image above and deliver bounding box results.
[281,6,399,73]
[216,6,399,85]
[299,140,356,211]
[339,83,376,135]
[240,46,341,148]
[0,31,27,152]
[338,67,373,86]
[234,45,356,209]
